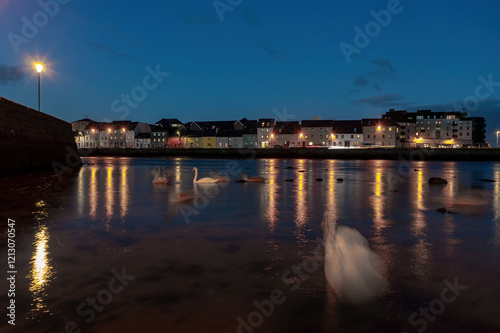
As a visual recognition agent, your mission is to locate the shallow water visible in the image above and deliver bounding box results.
[1,157,500,333]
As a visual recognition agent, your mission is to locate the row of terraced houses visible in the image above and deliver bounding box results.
[71,109,487,149]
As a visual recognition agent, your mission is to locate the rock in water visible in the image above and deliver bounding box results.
[428,177,447,184]
[478,179,495,183]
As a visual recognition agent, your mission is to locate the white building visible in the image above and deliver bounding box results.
[362,119,402,147]
[300,119,334,147]
[257,118,276,148]
[331,120,363,147]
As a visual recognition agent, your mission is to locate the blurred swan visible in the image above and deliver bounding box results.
[192,167,218,184]
[432,189,491,215]
[209,170,231,182]
[323,214,386,303]
[239,172,266,183]
[170,184,197,203]
[152,167,170,185]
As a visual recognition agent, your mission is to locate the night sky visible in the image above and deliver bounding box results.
[1,0,499,143]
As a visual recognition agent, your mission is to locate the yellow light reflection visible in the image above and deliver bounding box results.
[120,166,129,220]
[294,160,307,242]
[411,169,426,237]
[266,159,279,232]
[89,167,98,220]
[325,160,337,224]
[28,225,53,315]
[370,169,386,232]
[410,168,431,281]
[106,167,114,228]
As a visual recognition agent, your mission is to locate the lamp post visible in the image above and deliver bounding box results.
[35,64,43,111]
[330,133,334,147]
[270,134,274,148]
[496,131,499,148]
[299,133,303,148]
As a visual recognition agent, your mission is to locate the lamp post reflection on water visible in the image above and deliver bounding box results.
[28,201,54,316]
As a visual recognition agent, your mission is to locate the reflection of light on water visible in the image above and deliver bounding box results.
[325,160,337,224]
[174,161,181,192]
[410,169,431,281]
[89,167,98,220]
[120,167,129,220]
[493,169,500,249]
[266,159,279,232]
[447,163,456,196]
[411,170,426,237]
[370,168,386,232]
[28,224,53,315]
[77,169,84,217]
[33,200,49,221]
[294,160,307,236]
[106,167,114,224]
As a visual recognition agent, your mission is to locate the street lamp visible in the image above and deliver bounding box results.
[330,133,334,147]
[496,131,499,148]
[35,63,43,111]
[270,134,274,148]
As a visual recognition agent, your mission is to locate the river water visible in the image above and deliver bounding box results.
[1,157,500,333]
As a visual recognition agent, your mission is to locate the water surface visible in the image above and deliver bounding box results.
[1,157,500,333]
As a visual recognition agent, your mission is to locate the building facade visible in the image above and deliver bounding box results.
[300,119,334,147]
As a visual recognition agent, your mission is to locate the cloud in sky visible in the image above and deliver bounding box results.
[354,75,369,87]
[106,24,145,47]
[242,8,261,27]
[351,93,412,108]
[86,42,139,60]
[261,46,281,61]
[413,98,500,114]
[0,65,24,85]
[370,58,398,81]
[352,58,398,92]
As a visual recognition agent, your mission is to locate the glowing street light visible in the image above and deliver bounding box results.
[270,133,274,148]
[35,63,43,111]
[497,131,499,148]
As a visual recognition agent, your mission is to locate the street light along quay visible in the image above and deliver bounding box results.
[496,131,499,148]
[35,63,43,111]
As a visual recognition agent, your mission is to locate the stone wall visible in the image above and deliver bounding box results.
[0,97,81,176]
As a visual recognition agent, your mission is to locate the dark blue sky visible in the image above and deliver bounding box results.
[1,0,500,143]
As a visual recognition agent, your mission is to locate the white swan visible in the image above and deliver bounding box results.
[323,214,386,303]
[192,167,219,183]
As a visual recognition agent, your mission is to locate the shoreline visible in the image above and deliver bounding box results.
[78,147,500,161]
